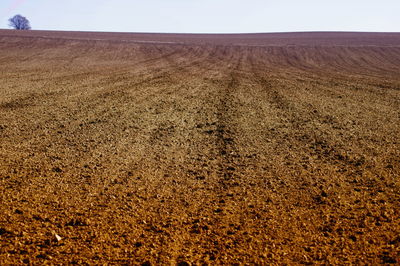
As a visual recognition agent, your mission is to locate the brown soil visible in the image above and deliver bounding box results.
[0,30,399,265]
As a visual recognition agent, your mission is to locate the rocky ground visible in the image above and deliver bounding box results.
[0,30,399,264]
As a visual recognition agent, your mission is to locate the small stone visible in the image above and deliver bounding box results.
[54,233,62,242]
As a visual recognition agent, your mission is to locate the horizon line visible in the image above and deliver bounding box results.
[1,28,400,35]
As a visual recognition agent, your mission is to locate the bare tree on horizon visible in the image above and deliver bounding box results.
[8,14,31,30]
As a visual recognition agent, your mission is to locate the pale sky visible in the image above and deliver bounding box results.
[0,0,399,33]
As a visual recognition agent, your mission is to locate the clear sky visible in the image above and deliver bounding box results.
[0,0,399,33]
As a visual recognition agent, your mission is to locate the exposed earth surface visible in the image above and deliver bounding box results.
[0,30,400,264]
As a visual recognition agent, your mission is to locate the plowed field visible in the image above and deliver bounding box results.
[1,30,400,264]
